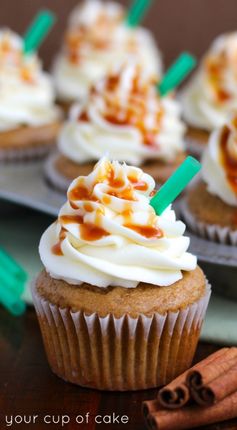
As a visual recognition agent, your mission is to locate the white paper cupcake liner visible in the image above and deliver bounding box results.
[0,143,54,162]
[180,199,237,246]
[32,280,211,391]
[44,152,70,193]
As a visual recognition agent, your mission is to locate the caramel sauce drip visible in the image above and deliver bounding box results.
[128,174,149,192]
[56,161,162,245]
[107,167,125,188]
[100,71,163,147]
[124,224,163,239]
[20,66,34,84]
[60,215,83,224]
[108,186,135,201]
[206,53,231,103]
[84,203,94,212]
[78,111,89,122]
[51,242,63,256]
[68,182,96,202]
[220,125,237,194]
[80,224,109,241]
[51,227,67,256]
[1,38,11,54]
[65,12,122,64]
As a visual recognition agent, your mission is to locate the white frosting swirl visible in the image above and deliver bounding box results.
[181,33,237,131]
[58,64,185,165]
[53,0,162,102]
[202,119,237,206]
[0,29,60,132]
[39,157,196,288]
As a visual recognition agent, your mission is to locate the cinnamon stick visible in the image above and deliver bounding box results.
[158,348,228,409]
[144,390,237,430]
[187,347,237,406]
[143,400,162,418]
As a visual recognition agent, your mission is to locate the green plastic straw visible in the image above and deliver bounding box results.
[0,286,26,316]
[0,248,27,283]
[0,248,27,316]
[0,272,25,296]
[150,156,201,215]
[23,10,56,54]
[158,53,197,97]
[126,0,153,27]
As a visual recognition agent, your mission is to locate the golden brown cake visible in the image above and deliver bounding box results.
[188,182,237,230]
[0,122,61,160]
[36,266,206,317]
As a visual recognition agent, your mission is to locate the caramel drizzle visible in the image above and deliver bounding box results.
[0,36,35,83]
[206,52,231,103]
[65,11,123,64]
[84,70,163,147]
[51,163,163,254]
[124,224,163,239]
[220,125,237,194]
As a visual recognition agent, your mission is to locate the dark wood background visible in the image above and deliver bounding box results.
[1,306,237,430]
[1,0,237,69]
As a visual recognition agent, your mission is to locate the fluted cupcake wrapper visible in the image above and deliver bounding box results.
[180,200,237,246]
[32,281,211,391]
[44,152,70,193]
[0,143,54,162]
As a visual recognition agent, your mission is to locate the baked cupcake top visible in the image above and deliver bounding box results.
[0,29,60,132]
[58,63,185,166]
[39,157,196,289]
[52,0,162,102]
[181,33,237,131]
[202,115,237,207]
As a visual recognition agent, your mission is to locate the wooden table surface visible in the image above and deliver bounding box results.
[0,307,237,430]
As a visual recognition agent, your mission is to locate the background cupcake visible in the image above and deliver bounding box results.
[46,63,186,191]
[52,0,162,109]
[181,33,237,157]
[33,156,210,391]
[182,115,237,245]
[0,28,61,161]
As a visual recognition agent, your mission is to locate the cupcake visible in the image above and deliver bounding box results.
[182,115,237,245]
[0,29,61,161]
[33,156,211,390]
[52,0,162,109]
[46,63,186,192]
[181,33,237,157]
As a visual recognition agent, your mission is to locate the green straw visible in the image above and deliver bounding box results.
[0,271,25,296]
[150,156,201,215]
[158,52,197,97]
[23,10,56,55]
[126,0,153,27]
[0,286,26,316]
[0,248,27,283]
[0,248,27,316]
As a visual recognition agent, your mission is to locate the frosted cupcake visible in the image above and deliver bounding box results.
[46,64,186,191]
[181,33,237,157]
[53,0,162,108]
[0,29,61,161]
[33,156,210,390]
[182,115,237,245]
